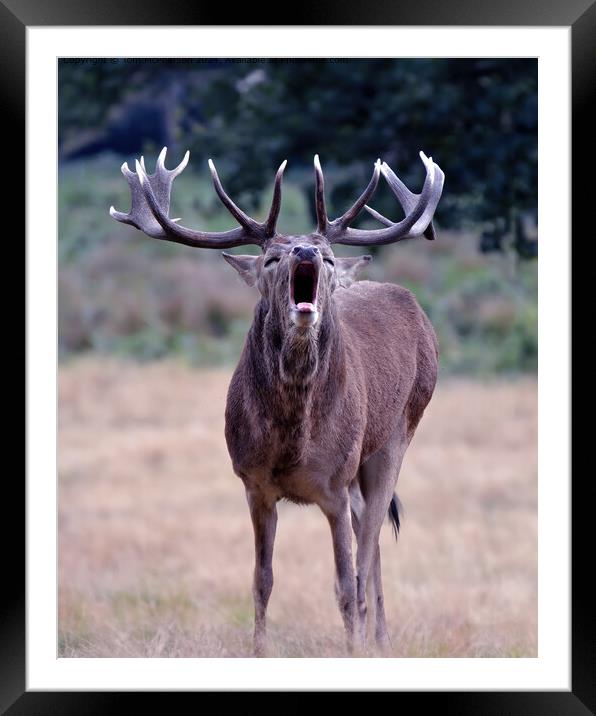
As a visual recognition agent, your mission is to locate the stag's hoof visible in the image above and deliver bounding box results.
[253,635,267,658]
[375,633,392,656]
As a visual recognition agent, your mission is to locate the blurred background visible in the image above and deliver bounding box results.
[58,58,537,658]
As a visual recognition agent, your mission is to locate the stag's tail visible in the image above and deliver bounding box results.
[388,494,403,540]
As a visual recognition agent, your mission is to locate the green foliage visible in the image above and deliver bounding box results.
[59,58,537,255]
[57,59,537,373]
[59,156,536,375]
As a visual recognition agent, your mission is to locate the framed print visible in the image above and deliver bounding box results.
[10,0,591,710]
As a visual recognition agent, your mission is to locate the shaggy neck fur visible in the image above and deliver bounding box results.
[244,297,346,466]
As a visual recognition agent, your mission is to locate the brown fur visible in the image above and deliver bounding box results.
[223,235,438,654]
[111,149,444,656]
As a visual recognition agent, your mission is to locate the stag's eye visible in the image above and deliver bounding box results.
[323,258,335,268]
[264,257,280,268]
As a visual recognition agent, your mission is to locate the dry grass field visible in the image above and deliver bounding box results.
[58,359,537,658]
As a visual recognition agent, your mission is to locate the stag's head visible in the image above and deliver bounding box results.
[110,149,444,331]
[222,235,373,330]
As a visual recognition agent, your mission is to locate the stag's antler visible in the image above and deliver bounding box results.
[110,147,286,249]
[314,151,444,246]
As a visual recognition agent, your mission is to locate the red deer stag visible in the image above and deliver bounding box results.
[110,147,444,655]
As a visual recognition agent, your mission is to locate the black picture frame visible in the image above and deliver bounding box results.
[10,0,591,711]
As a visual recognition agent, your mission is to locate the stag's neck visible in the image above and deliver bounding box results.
[246,298,345,425]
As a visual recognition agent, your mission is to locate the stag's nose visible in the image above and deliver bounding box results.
[291,245,319,261]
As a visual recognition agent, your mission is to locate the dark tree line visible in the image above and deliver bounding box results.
[59,58,537,258]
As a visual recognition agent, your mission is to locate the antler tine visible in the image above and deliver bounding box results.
[208,159,262,235]
[110,147,287,250]
[133,158,255,248]
[367,154,437,240]
[314,155,328,235]
[365,202,437,240]
[363,204,393,227]
[156,146,190,178]
[334,159,382,229]
[264,159,287,237]
[326,152,444,247]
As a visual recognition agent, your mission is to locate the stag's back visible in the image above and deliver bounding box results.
[336,280,438,457]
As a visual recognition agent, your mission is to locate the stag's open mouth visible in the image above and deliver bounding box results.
[290,261,319,327]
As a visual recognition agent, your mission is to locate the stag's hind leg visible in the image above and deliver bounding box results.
[350,477,390,650]
[356,427,408,651]
[369,542,390,651]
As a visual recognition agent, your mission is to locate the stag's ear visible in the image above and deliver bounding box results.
[336,255,372,288]
[222,253,260,286]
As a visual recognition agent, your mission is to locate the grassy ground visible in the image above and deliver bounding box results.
[58,360,537,658]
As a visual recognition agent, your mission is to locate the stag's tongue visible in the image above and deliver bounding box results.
[296,302,316,313]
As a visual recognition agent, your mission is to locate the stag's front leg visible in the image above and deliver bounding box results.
[245,488,278,657]
[322,490,358,653]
